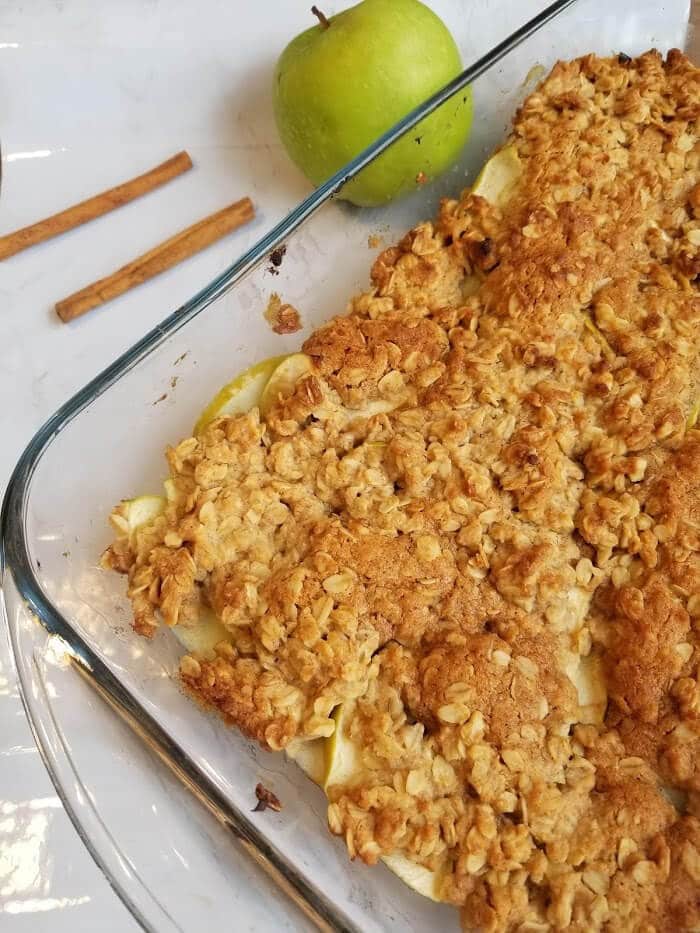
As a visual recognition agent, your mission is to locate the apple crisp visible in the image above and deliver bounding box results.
[105,50,700,932]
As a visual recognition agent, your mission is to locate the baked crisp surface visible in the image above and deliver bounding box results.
[105,51,700,932]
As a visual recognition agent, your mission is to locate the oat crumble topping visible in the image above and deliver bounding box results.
[104,51,700,932]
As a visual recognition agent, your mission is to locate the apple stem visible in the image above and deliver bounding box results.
[311,5,330,29]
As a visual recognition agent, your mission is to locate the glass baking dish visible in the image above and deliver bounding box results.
[1,2,692,930]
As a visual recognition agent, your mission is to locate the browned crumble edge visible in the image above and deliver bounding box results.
[103,51,700,932]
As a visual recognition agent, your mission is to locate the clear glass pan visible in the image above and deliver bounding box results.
[1,2,692,930]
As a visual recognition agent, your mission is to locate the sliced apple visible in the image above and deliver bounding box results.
[124,494,165,529]
[259,352,314,416]
[461,146,521,299]
[566,652,607,725]
[288,715,445,900]
[471,145,522,207]
[172,608,231,656]
[111,496,230,654]
[320,701,444,901]
[286,737,326,785]
[194,355,287,434]
[577,654,607,725]
[382,853,444,902]
[109,494,166,543]
[322,702,361,792]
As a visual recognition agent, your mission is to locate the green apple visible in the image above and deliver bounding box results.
[273,0,472,207]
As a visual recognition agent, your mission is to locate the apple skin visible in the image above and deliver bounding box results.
[273,0,472,207]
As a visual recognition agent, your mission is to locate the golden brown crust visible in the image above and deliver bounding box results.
[105,50,700,932]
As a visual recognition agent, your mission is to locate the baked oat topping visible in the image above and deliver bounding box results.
[104,50,700,932]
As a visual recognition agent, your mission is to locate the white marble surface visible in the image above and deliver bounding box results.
[0,1,692,931]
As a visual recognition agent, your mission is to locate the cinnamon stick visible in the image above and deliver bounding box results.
[56,197,255,323]
[0,151,193,260]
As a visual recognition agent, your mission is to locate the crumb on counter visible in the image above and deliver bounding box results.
[253,782,282,813]
[263,292,302,334]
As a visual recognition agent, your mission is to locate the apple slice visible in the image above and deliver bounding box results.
[286,737,326,785]
[382,853,444,903]
[258,352,315,416]
[121,494,166,529]
[109,494,166,543]
[322,702,361,792]
[262,352,402,424]
[321,701,444,901]
[172,609,231,655]
[563,648,607,727]
[194,355,288,434]
[288,729,443,900]
[125,494,165,526]
[459,146,522,296]
[572,654,607,725]
[471,144,522,206]
[109,495,229,653]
